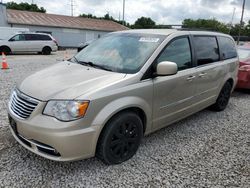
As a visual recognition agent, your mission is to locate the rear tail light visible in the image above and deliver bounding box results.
[53,39,58,46]
[51,36,58,46]
[239,65,250,72]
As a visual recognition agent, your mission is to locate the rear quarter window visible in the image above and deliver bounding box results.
[218,37,237,60]
[36,34,52,41]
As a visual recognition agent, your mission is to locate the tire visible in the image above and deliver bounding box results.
[210,82,232,111]
[42,47,52,55]
[0,46,11,55]
[96,111,143,165]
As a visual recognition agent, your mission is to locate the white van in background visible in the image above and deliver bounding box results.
[0,27,29,40]
[0,32,58,55]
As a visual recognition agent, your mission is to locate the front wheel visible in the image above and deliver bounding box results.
[0,46,11,55]
[96,111,143,165]
[210,82,232,111]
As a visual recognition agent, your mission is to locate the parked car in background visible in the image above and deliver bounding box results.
[8,29,238,165]
[0,33,58,55]
[236,46,250,89]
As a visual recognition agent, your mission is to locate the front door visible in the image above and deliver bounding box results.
[8,34,27,52]
[153,36,198,130]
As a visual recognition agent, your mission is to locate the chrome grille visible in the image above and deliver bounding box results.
[9,89,39,119]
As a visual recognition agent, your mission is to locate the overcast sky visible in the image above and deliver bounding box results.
[3,0,250,24]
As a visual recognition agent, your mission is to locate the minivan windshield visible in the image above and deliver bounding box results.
[74,33,165,73]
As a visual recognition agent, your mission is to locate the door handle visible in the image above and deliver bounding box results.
[199,73,207,78]
[187,75,196,81]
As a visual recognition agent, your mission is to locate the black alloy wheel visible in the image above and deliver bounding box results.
[97,111,143,165]
[210,81,232,111]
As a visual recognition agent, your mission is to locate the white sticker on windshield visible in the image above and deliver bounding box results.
[139,37,159,43]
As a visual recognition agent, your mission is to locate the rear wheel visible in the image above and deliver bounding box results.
[96,111,143,165]
[210,82,232,111]
[42,47,52,55]
[0,46,11,55]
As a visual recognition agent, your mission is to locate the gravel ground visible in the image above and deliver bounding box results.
[0,51,249,187]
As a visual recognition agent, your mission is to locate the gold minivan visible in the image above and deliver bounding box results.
[8,29,238,164]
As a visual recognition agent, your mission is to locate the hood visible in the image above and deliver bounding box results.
[18,61,126,101]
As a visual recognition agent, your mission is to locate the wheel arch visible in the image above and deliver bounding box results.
[101,107,147,134]
[0,45,11,53]
[92,97,152,154]
[222,77,235,93]
[227,78,234,88]
[218,76,235,95]
[42,46,52,51]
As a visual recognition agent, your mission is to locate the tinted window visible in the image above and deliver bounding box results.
[38,35,52,41]
[157,37,192,70]
[218,37,237,59]
[24,34,51,41]
[194,36,219,66]
[25,34,36,41]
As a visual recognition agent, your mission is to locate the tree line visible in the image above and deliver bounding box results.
[6,1,46,13]
[6,2,250,37]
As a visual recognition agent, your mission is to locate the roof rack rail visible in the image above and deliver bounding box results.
[16,31,33,33]
[177,28,221,32]
[15,31,50,35]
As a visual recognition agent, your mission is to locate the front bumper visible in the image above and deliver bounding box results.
[8,108,99,162]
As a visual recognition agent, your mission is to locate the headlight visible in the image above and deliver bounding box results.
[43,100,89,121]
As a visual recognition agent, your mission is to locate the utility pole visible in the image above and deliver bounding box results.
[70,0,75,17]
[229,7,236,34]
[122,0,125,25]
[31,0,34,4]
[237,0,246,44]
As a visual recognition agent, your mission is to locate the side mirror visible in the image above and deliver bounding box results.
[156,61,178,76]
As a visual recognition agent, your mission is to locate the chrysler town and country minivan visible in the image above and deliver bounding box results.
[8,29,238,164]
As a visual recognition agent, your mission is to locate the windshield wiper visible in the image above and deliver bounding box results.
[78,61,113,72]
[70,56,79,63]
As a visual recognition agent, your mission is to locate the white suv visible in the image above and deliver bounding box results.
[0,33,58,55]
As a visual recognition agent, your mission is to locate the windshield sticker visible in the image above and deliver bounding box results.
[139,37,159,43]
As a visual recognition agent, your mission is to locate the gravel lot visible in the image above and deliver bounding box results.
[0,51,249,187]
